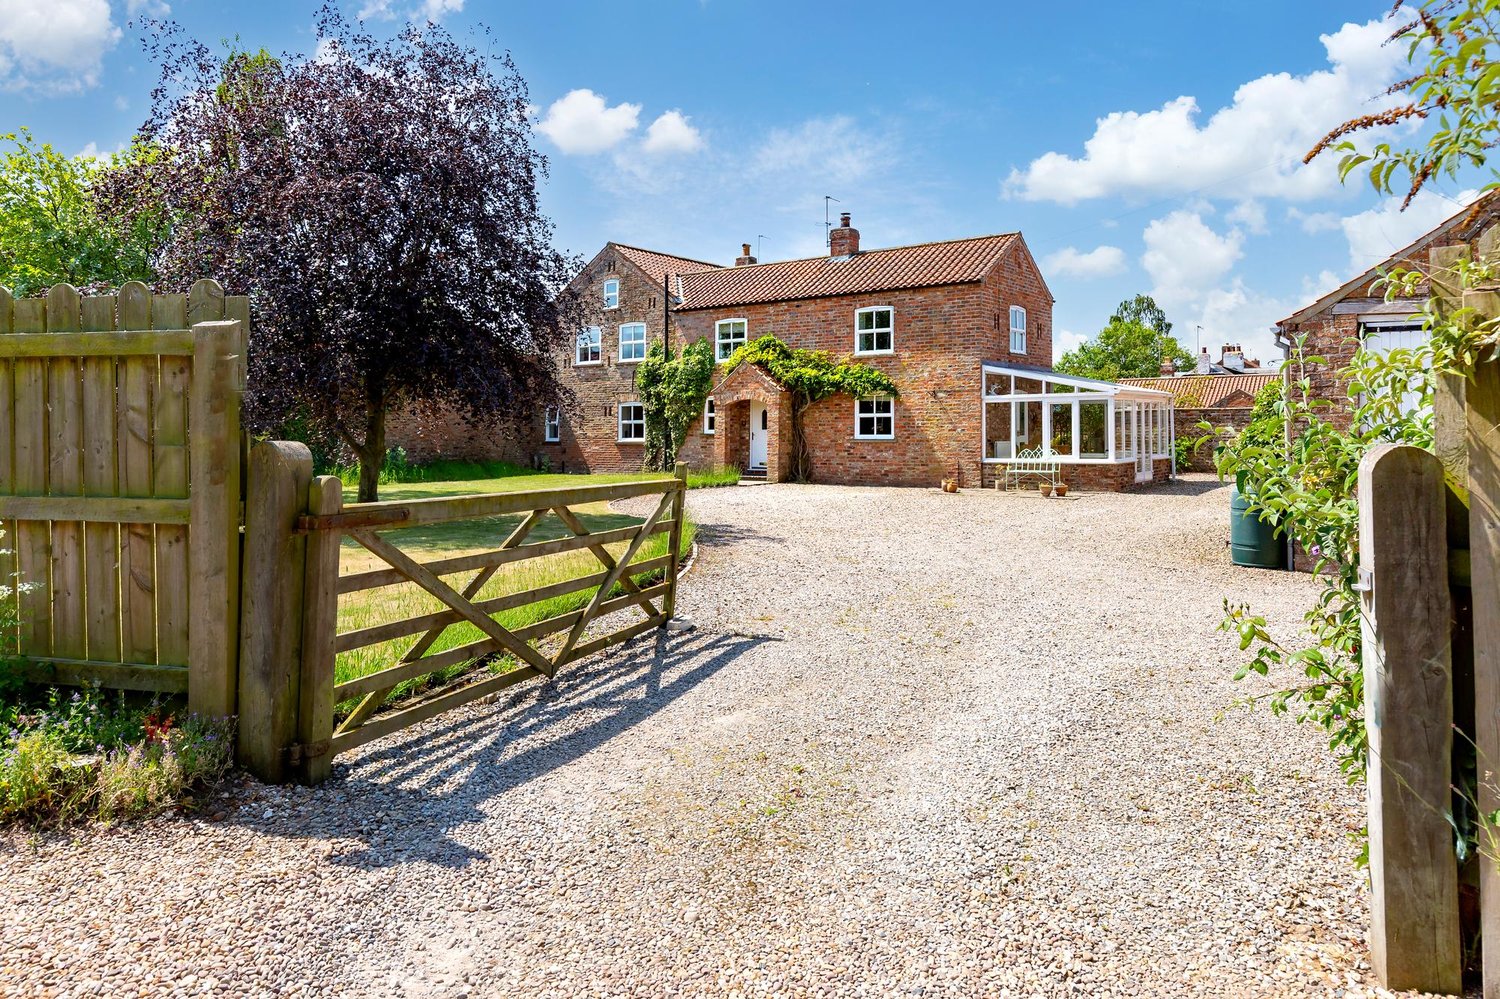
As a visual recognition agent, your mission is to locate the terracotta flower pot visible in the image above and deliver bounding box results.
[941,479,959,493]
[1054,482,1069,497]
[1038,482,1053,497]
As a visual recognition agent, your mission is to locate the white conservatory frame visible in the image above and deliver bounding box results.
[980,363,1177,481]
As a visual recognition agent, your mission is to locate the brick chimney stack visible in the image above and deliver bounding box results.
[1160,356,1176,377]
[735,242,757,266]
[1195,347,1211,375]
[830,212,860,257]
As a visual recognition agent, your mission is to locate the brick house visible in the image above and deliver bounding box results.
[533,214,1174,489]
[1274,192,1500,424]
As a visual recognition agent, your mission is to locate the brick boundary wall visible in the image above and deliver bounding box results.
[1178,405,1259,473]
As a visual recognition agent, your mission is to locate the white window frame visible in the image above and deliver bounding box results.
[854,396,895,441]
[617,402,645,443]
[544,406,560,443]
[715,318,748,361]
[575,326,602,366]
[619,322,647,363]
[1009,306,1027,355]
[703,397,716,435]
[602,278,620,310]
[854,305,894,355]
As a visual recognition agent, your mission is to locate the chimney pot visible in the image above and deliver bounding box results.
[734,242,758,267]
[1160,356,1175,377]
[830,212,860,257]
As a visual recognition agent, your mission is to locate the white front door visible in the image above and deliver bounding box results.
[748,402,768,469]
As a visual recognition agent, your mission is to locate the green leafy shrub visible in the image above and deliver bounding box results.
[637,339,716,471]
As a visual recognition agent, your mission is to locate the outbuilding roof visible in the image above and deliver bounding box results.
[1117,373,1279,407]
[676,233,1023,311]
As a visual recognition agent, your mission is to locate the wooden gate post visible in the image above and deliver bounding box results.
[236,441,313,782]
[1360,443,1462,994]
[187,318,245,718]
[664,461,687,620]
[297,476,343,785]
[1467,346,1500,999]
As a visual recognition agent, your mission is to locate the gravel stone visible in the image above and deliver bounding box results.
[0,476,1429,997]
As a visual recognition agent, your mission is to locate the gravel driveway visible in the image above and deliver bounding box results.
[4,476,1381,998]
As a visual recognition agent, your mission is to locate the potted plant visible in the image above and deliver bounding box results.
[1054,481,1069,497]
[1038,481,1053,497]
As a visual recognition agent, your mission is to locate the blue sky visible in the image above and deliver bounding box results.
[2,0,1483,366]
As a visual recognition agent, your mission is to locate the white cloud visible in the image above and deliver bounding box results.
[1287,207,1341,234]
[1053,328,1088,362]
[357,0,461,21]
[642,110,703,154]
[0,0,120,94]
[1042,245,1126,279]
[1339,188,1480,273]
[754,115,890,186]
[536,89,641,155]
[125,0,170,13]
[415,0,462,20]
[1141,210,1245,306]
[1226,200,1268,235]
[1003,14,1409,205]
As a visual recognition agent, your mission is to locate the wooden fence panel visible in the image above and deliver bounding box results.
[0,282,246,707]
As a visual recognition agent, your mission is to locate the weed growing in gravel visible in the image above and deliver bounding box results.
[1,685,235,827]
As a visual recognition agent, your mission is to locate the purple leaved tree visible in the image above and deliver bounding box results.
[109,8,579,500]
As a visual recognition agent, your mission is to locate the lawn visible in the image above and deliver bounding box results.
[333,468,697,716]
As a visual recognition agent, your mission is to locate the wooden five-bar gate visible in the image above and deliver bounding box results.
[236,442,687,784]
[0,280,689,787]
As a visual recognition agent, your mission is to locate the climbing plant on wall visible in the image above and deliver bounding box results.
[636,338,716,471]
[725,335,899,482]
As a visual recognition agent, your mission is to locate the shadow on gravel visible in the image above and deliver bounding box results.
[690,522,787,548]
[1156,475,1227,497]
[244,628,768,871]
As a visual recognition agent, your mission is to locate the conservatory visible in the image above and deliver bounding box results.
[980,363,1177,490]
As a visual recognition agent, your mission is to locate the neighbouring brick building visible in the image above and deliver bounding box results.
[1275,191,1500,424]
[523,214,1176,489]
[1119,370,1279,472]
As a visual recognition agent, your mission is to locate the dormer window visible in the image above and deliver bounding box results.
[1009,306,1027,355]
[603,278,620,309]
[575,326,602,365]
[855,306,893,355]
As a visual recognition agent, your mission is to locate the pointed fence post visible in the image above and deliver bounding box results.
[1360,443,1462,994]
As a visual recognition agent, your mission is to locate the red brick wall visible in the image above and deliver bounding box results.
[673,240,1054,487]
[384,406,530,465]
[1178,405,1257,473]
[537,248,672,473]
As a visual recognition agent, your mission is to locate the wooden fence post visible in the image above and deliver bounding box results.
[297,476,342,785]
[664,461,687,620]
[236,441,312,783]
[1360,443,1462,994]
[187,319,244,718]
[1467,343,1500,999]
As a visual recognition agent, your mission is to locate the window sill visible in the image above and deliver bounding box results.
[618,357,644,365]
[617,439,645,445]
[574,360,603,367]
[854,349,895,357]
[854,435,895,442]
[544,438,561,444]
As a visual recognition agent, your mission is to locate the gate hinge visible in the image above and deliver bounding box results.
[284,739,331,766]
[1353,567,1373,595]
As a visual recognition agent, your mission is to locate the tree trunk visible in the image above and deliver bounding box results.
[790,399,814,483]
[356,383,388,503]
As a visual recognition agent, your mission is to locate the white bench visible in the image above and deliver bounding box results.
[1002,447,1059,490]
